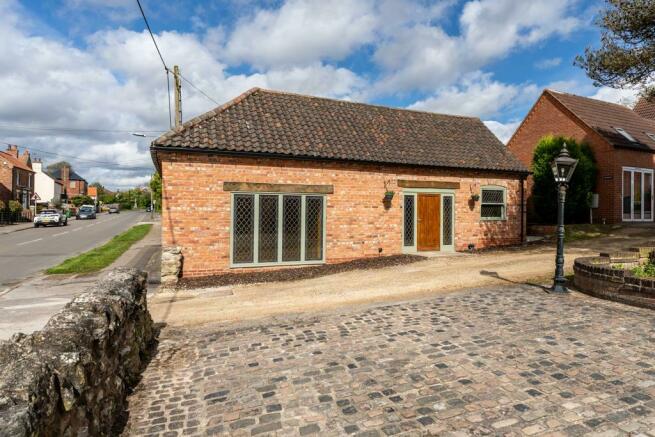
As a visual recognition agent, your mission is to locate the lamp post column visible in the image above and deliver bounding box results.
[552,183,568,293]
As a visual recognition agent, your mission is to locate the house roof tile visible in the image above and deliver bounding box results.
[152,88,529,174]
[0,151,34,172]
[546,90,655,152]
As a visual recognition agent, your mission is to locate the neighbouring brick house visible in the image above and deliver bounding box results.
[0,145,34,209]
[152,88,529,277]
[47,165,88,200]
[507,90,655,224]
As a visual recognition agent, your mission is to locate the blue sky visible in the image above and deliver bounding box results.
[0,0,639,188]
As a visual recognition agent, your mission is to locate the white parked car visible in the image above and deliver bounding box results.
[34,209,68,227]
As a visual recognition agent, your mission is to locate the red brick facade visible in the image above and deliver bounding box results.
[507,91,655,224]
[160,152,525,277]
[0,146,34,208]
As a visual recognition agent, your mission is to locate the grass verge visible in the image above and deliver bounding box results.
[46,224,152,274]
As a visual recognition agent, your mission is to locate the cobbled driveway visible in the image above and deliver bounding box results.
[124,285,655,436]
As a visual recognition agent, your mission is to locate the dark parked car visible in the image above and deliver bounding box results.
[34,209,68,227]
[76,205,97,220]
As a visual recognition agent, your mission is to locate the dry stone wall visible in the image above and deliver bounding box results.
[0,269,155,437]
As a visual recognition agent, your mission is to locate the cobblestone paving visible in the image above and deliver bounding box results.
[125,285,655,436]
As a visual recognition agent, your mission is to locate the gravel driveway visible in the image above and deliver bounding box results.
[124,284,655,436]
[148,226,655,328]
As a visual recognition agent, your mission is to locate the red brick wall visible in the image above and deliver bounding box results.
[0,159,11,204]
[159,152,525,277]
[506,93,655,224]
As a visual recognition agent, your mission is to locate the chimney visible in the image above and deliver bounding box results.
[634,96,655,121]
[6,144,18,158]
[62,165,70,186]
[20,149,31,166]
[32,160,42,173]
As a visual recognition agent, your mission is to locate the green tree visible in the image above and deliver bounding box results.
[575,0,655,97]
[71,195,94,207]
[531,136,598,224]
[8,200,23,213]
[149,172,162,211]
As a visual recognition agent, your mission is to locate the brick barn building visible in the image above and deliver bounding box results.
[507,90,655,224]
[152,88,529,277]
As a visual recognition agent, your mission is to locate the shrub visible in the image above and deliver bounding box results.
[8,200,23,213]
[530,135,597,224]
[632,262,655,278]
[0,200,5,211]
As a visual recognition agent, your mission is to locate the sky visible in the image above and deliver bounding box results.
[0,0,641,189]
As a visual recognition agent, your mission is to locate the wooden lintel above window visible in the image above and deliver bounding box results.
[397,179,460,189]
[223,181,334,194]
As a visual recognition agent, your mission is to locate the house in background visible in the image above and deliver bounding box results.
[152,88,529,278]
[32,159,63,205]
[507,90,655,224]
[48,165,88,200]
[0,145,34,209]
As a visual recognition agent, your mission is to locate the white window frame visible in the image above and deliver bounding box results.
[229,192,327,268]
[480,185,507,221]
[401,189,455,253]
[622,166,654,222]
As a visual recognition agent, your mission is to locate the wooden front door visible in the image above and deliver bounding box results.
[417,194,441,251]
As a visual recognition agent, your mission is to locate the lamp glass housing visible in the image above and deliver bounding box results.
[550,144,579,184]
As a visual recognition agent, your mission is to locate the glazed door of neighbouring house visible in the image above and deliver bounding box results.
[417,194,441,251]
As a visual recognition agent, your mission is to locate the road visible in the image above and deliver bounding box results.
[0,211,150,289]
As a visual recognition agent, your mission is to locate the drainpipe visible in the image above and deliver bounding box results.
[520,175,526,244]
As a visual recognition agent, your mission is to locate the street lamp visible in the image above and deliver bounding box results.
[550,143,579,293]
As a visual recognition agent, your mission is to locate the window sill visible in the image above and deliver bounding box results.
[480,218,507,222]
[230,260,326,268]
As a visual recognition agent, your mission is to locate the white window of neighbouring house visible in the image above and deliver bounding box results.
[622,167,653,222]
[231,193,326,266]
[480,186,506,220]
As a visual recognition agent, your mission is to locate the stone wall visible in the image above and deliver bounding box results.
[0,269,155,436]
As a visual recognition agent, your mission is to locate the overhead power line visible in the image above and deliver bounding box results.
[178,72,221,106]
[136,0,168,71]
[0,141,153,170]
[0,123,164,134]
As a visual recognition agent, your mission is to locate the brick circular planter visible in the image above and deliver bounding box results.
[573,256,655,310]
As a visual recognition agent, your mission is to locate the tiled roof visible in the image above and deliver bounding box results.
[546,90,655,152]
[0,151,34,172]
[47,167,87,181]
[634,96,655,121]
[152,88,528,174]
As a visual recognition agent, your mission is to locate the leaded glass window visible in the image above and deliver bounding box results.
[442,196,453,246]
[232,193,325,266]
[233,194,254,263]
[403,195,414,247]
[305,196,324,261]
[480,187,506,220]
[258,195,279,263]
[282,196,302,261]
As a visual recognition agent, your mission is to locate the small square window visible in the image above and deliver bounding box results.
[614,127,636,142]
[481,187,506,220]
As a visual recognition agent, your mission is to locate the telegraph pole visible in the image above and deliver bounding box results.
[173,65,182,128]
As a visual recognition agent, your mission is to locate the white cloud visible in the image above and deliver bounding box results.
[374,0,580,94]
[535,57,562,69]
[484,120,520,144]
[222,0,378,68]
[0,1,367,188]
[408,72,539,118]
[590,86,640,108]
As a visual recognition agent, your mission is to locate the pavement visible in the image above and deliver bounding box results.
[0,221,34,235]
[0,211,151,288]
[124,284,655,436]
[0,215,161,340]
